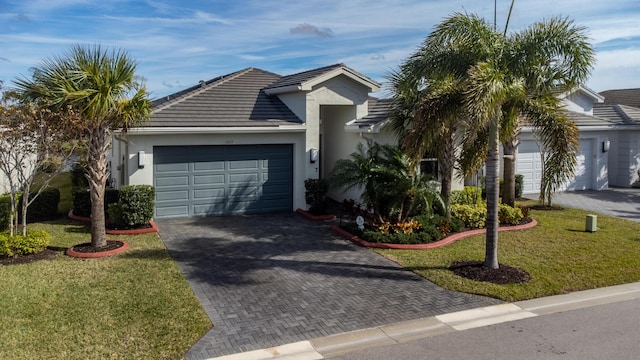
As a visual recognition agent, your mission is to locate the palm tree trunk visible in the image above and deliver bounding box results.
[440,127,456,222]
[87,125,109,248]
[502,138,517,207]
[484,121,500,269]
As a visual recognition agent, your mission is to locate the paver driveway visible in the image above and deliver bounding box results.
[157,212,502,359]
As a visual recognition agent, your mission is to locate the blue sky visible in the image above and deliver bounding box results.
[2,0,640,100]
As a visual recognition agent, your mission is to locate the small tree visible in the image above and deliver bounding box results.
[15,45,152,249]
[0,91,80,235]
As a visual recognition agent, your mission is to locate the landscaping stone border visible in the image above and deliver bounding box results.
[68,210,159,235]
[66,241,130,258]
[331,219,538,250]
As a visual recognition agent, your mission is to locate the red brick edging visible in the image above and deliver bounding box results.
[66,241,130,258]
[296,208,337,221]
[68,210,159,235]
[330,218,538,250]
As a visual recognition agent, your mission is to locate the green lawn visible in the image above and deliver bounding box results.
[0,219,211,359]
[376,203,640,302]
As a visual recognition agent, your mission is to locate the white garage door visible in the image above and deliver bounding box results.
[516,139,593,194]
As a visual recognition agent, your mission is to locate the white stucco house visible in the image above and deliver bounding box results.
[108,64,640,219]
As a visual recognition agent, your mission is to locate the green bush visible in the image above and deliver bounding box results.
[304,178,329,215]
[20,188,60,222]
[0,195,10,232]
[0,230,51,257]
[451,204,487,229]
[108,185,154,228]
[498,203,524,225]
[72,188,120,217]
[72,189,91,217]
[451,186,483,205]
[515,174,524,198]
[362,230,437,245]
[71,163,89,189]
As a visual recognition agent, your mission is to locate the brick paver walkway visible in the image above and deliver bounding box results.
[157,213,501,359]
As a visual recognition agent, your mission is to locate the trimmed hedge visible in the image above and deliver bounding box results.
[72,188,120,217]
[20,188,60,222]
[498,203,524,225]
[451,204,487,229]
[0,195,10,232]
[108,185,154,228]
[0,230,51,257]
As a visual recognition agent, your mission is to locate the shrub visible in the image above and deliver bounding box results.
[0,195,10,232]
[71,163,89,189]
[20,188,60,222]
[0,230,51,257]
[304,178,329,215]
[72,188,120,218]
[362,230,437,245]
[515,174,524,198]
[499,204,524,225]
[451,204,487,229]
[108,185,154,228]
[519,205,530,219]
[451,186,483,205]
[72,189,91,217]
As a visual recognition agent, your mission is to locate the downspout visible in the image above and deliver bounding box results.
[113,132,129,187]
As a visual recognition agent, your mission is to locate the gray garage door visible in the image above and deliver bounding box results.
[154,144,293,218]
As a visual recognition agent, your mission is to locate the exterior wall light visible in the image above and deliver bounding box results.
[310,148,319,163]
[602,141,610,153]
[138,150,145,168]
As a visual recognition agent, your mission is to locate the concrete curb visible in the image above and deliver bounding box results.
[207,282,640,360]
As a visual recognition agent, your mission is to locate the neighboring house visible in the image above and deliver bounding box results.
[109,63,640,219]
[516,86,640,194]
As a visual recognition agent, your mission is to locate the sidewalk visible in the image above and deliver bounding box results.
[209,282,640,360]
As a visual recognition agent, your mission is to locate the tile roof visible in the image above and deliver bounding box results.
[149,68,301,127]
[599,88,640,108]
[593,104,640,125]
[350,98,392,128]
[264,64,345,90]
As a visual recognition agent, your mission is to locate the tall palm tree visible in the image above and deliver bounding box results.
[15,45,151,249]
[392,12,593,269]
[388,65,465,222]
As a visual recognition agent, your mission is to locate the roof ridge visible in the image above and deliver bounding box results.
[152,68,256,111]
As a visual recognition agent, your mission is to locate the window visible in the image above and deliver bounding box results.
[420,157,439,180]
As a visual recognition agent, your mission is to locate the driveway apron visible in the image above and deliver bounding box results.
[157,212,501,359]
[543,188,640,222]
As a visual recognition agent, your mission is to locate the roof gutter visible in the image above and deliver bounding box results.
[119,125,307,136]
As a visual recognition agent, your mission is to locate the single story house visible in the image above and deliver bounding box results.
[108,64,640,219]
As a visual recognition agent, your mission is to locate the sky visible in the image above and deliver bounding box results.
[1,0,640,100]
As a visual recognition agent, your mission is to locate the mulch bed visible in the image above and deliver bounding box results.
[0,248,59,266]
[450,260,531,284]
[69,240,125,253]
[529,204,564,211]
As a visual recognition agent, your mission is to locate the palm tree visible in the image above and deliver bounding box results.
[15,45,151,249]
[393,11,593,269]
[329,140,443,223]
[388,65,465,222]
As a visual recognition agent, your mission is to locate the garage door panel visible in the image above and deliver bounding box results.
[156,163,189,172]
[228,160,259,170]
[154,144,292,218]
[193,174,225,185]
[193,162,225,171]
[155,176,189,187]
[156,189,189,201]
[155,205,189,218]
[193,188,225,200]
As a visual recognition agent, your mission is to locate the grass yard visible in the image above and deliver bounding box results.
[0,218,211,359]
[376,202,640,302]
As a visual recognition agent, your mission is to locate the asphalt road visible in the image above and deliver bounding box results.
[329,297,640,360]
